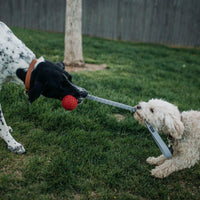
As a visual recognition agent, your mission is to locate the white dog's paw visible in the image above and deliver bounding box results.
[146,157,157,165]
[8,143,25,154]
[151,168,166,179]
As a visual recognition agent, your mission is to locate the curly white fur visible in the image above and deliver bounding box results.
[134,99,200,178]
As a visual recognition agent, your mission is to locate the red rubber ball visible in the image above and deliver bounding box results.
[62,95,78,111]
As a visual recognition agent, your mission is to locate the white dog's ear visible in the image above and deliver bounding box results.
[164,114,184,139]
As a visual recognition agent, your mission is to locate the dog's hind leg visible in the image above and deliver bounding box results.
[0,104,25,154]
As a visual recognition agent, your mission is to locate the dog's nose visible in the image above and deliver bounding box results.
[136,105,142,110]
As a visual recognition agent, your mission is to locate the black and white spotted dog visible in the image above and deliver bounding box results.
[0,21,88,154]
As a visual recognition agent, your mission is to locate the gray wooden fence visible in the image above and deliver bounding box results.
[0,0,200,46]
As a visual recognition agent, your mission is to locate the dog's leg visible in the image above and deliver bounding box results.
[146,155,166,166]
[0,104,25,154]
[150,152,199,178]
[150,159,176,178]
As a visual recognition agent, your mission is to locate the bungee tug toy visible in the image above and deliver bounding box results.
[62,94,173,159]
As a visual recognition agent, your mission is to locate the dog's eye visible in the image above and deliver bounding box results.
[150,108,154,113]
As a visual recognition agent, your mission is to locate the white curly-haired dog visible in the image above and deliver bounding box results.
[134,99,200,178]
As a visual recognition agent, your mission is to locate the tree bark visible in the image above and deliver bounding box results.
[64,0,84,67]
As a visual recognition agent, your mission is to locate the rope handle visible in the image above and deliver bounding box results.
[86,94,136,112]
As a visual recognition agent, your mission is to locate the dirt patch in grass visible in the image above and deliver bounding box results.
[65,63,107,73]
[114,114,125,122]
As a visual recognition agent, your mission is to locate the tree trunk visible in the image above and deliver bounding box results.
[64,0,84,67]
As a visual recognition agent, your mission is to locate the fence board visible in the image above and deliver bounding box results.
[0,0,199,46]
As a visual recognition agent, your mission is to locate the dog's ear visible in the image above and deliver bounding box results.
[164,114,184,139]
[28,82,44,103]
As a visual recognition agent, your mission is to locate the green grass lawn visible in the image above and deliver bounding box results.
[0,27,200,200]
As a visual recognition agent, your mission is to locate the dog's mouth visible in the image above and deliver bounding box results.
[74,85,88,104]
[135,111,143,121]
[77,98,83,104]
[134,111,148,127]
[167,134,174,141]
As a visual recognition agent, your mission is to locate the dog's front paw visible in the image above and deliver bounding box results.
[8,143,25,154]
[146,157,157,165]
[151,168,166,179]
